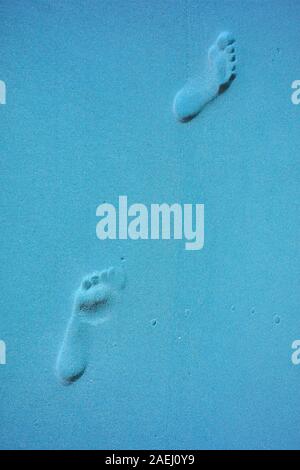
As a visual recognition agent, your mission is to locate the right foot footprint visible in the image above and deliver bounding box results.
[56,266,126,385]
[173,31,237,122]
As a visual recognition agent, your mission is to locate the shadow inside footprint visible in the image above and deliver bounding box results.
[62,368,86,386]
[219,73,236,95]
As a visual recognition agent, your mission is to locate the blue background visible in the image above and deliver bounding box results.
[0,0,300,449]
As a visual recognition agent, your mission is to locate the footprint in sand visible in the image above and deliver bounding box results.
[56,266,126,385]
[173,31,237,122]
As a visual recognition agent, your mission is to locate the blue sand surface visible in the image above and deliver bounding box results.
[0,0,300,450]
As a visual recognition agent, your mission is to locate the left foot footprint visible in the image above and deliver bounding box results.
[56,266,126,385]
